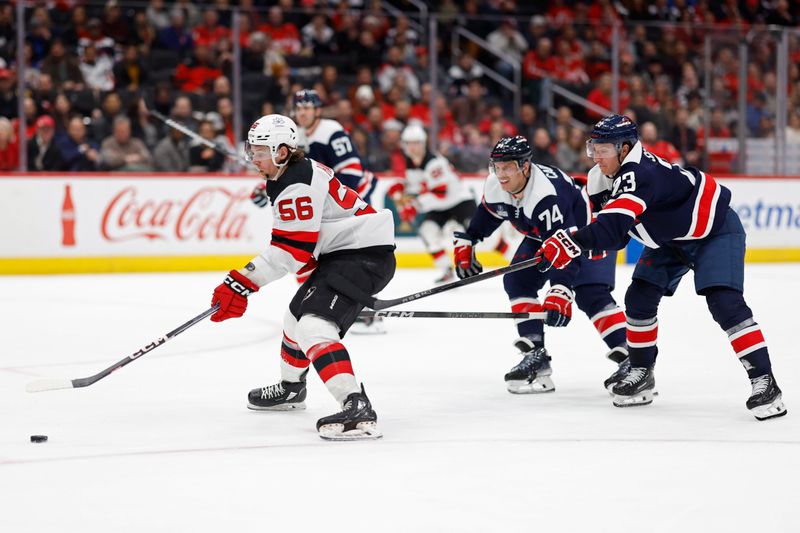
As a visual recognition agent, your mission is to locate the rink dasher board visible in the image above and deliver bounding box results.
[0,173,798,274]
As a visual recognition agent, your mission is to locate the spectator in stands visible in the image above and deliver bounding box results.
[451,79,488,127]
[557,126,592,174]
[175,0,201,28]
[216,97,235,146]
[746,92,770,137]
[102,0,131,46]
[79,18,116,56]
[531,127,559,167]
[354,29,383,72]
[40,39,84,92]
[787,110,800,142]
[100,116,153,171]
[0,67,16,120]
[51,92,73,137]
[377,46,421,101]
[114,45,149,92]
[352,84,375,127]
[131,10,157,52]
[146,0,171,31]
[259,6,301,56]
[586,72,630,119]
[58,116,100,172]
[90,92,123,144]
[31,73,56,115]
[670,107,700,166]
[153,122,190,172]
[448,52,484,97]
[26,13,53,65]
[189,120,225,172]
[302,14,336,56]
[158,9,194,57]
[60,6,88,49]
[522,36,557,105]
[175,44,222,93]
[193,8,230,48]
[79,43,114,92]
[28,115,65,171]
[640,121,682,164]
[516,104,545,141]
[478,104,517,138]
[130,97,159,150]
[486,18,528,78]
[0,116,19,171]
[170,95,198,132]
[451,124,490,173]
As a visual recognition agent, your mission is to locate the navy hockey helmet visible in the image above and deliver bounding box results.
[489,136,532,172]
[586,114,639,157]
[293,89,322,108]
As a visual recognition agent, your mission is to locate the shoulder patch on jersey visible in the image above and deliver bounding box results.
[267,158,313,201]
[309,119,344,145]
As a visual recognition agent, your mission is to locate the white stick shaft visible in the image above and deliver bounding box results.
[26,378,74,393]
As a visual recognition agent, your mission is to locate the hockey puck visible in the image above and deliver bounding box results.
[30,435,48,443]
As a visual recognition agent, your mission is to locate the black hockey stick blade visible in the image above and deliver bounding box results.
[25,305,219,393]
[330,255,541,310]
[358,310,546,320]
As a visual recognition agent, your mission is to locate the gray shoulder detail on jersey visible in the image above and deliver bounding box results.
[523,165,558,217]
[587,164,612,196]
[620,140,643,166]
[309,118,345,144]
[424,154,451,172]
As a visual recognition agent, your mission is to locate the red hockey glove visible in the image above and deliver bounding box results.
[387,182,405,201]
[534,229,582,272]
[453,232,482,279]
[211,270,260,322]
[250,181,269,208]
[398,200,418,223]
[542,284,574,327]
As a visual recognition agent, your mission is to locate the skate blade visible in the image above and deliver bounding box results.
[247,401,306,411]
[606,385,658,397]
[751,398,787,421]
[318,422,382,441]
[506,376,555,394]
[612,390,654,407]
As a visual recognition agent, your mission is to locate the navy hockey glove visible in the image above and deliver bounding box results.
[211,270,259,322]
[543,285,574,327]
[453,232,482,279]
[251,181,269,208]
[534,229,582,272]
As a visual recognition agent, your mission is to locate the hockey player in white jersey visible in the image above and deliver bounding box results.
[210,114,396,440]
[392,124,512,283]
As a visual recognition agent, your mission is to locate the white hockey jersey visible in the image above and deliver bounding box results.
[245,158,395,287]
[402,151,475,212]
[299,118,374,197]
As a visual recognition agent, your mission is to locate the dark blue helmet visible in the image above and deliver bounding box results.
[587,114,638,155]
[490,136,532,166]
[293,89,322,108]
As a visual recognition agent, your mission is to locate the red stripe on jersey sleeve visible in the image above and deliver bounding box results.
[603,197,646,217]
[690,175,719,238]
[271,240,313,263]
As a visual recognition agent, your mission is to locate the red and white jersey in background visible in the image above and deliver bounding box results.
[245,158,394,287]
[401,151,475,212]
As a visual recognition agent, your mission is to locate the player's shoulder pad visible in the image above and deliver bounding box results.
[424,153,449,172]
[310,119,345,144]
[524,165,558,217]
[267,158,314,200]
[587,164,612,196]
[483,171,507,204]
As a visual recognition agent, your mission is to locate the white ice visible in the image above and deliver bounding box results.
[1,265,799,532]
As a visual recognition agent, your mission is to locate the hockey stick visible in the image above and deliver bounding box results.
[146,107,251,167]
[329,255,541,310]
[358,310,545,320]
[25,305,220,393]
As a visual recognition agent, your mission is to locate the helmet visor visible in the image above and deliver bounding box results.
[245,142,272,162]
[586,140,619,158]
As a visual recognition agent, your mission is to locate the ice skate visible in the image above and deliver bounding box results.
[504,341,554,394]
[604,355,631,394]
[247,371,308,411]
[317,384,382,440]
[349,315,386,335]
[746,373,787,421]
[612,366,655,407]
[434,266,455,284]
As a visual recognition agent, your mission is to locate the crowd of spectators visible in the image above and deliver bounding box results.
[0,0,799,174]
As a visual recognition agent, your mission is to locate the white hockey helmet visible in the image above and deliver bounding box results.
[245,114,298,168]
[400,123,427,144]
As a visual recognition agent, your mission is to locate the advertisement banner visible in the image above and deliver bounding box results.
[0,174,798,274]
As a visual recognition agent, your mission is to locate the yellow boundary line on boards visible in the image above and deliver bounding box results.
[1,249,799,275]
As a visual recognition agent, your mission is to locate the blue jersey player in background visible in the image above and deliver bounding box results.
[535,115,786,421]
[454,136,627,394]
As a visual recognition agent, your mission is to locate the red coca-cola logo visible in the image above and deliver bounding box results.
[101,186,251,242]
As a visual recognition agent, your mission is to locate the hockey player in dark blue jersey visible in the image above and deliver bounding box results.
[454,136,628,394]
[534,114,786,421]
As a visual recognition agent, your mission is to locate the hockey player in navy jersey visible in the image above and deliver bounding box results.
[454,136,628,393]
[210,114,396,439]
[534,114,786,421]
[392,123,512,283]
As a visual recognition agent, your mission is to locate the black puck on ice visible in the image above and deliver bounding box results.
[30,435,48,443]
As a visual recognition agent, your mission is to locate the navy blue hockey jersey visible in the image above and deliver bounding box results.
[574,141,731,251]
[466,163,591,286]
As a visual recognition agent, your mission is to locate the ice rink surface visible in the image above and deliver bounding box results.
[1,265,799,532]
